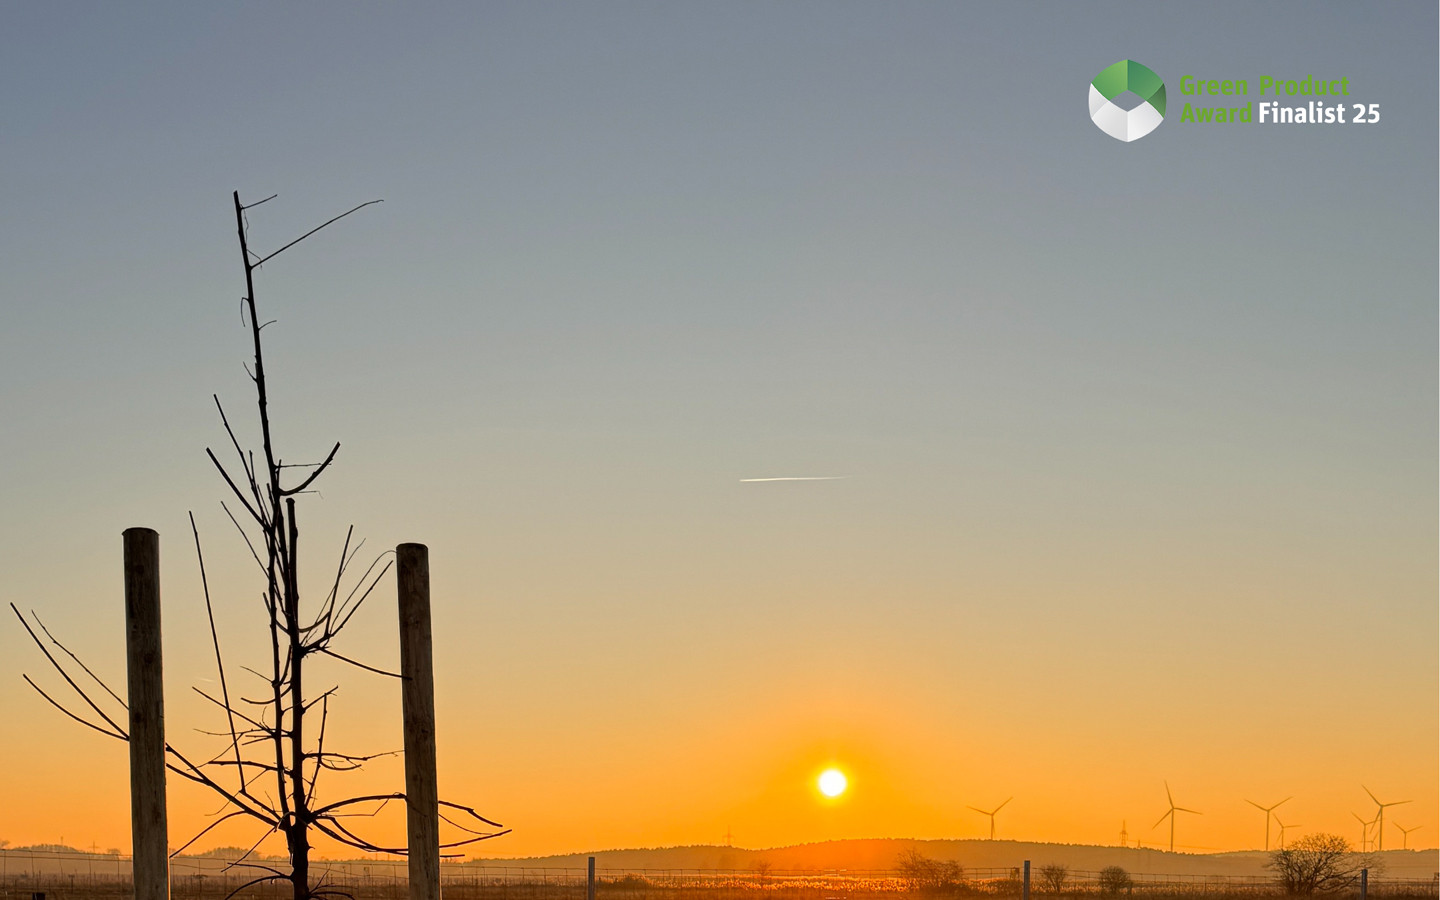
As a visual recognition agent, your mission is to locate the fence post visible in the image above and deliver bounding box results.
[1022,861,1030,900]
[399,544,440,900]
[1360,868,1367,900]
[124,527,169,900]
[588,857,596,900]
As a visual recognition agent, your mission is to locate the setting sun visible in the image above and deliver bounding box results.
[818,768,848,798]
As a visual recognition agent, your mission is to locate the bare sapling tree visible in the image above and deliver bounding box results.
[12,190,507,900]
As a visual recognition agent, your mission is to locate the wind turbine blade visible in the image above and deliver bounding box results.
[1363,785,1381,806]
[996,797,1012,812]
[1152,811,1172,830]
[1165,782,1174,806]
[1387,799,1412,807]
[967,807,987,815]
[1246,799,1266,811]
[1352,813,1367,824]
[1175,807,1202,815]
[1276,796,1292,809]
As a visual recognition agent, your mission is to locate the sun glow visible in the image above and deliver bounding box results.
[818,768,848,798]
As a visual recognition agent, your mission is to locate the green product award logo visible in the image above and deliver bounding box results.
[1089,60,1166,142]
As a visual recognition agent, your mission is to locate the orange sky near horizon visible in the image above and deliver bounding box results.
[4,552,1435,858]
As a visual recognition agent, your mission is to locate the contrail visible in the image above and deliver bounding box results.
[739,475,851,482]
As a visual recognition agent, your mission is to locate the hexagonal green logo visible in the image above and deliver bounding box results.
[1089,60,1166,142]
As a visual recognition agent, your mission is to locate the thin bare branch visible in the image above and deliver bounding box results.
[315,646,401,679]
[310,793,403,818]
[253,200,383,267]
[440,799,507,831]
[10,604,129,736]
[302,686,339,712]
[213,396,262,509]
[317,813,502,855]
[219,820,285,875]
[307,693,330,797]
[311,817,397,854]
[303,527,354,638]
[220,502,268,577]
[192,688,267,731]
[207,448,264,524]
[281,442,340,497]
[327,557,394,640]
[311,750,398,765]
[192,511,248,794]
[222,874,288,900]
[240,194,279,211]
[20,674,127,740]
[170,810,249,858]
[164,742,279,826]
[31,613,127,709]
[208,760,282,772]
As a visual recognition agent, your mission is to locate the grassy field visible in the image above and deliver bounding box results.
[3,870,1436,900]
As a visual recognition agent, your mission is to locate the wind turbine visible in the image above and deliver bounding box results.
[1152,782,1201,852]
[1245,796,1291,851]
[1394,824,1422,850]
[1351,812,1377,852]
[1363,786,1411,851]
[968,797,1012,840]
[1275,815,1299,849]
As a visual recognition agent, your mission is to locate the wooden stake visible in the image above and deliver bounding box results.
[124,527,168,900]
[398,543,439,900]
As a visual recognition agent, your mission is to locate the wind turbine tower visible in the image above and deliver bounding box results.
[1363,786,1411,852]
[968,797,1012,841]
[1152,782,1201,853]
[1245,796,1291,851]
[1275,815,1300,849]
[1352,813,1376,852]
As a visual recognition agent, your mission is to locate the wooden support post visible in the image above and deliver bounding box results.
[1360,868,1367,900]
[398,543,440,900]
[588,857,596,900]
[1022,860,1030,900]
[124,527,168,900]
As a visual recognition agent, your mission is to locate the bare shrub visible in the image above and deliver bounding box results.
[896,849,964,892]
[1039,865,1069,893]
[1098,866,1133,895]
[750,860,773,886]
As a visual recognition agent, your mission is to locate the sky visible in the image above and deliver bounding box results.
[0,2,1435,860]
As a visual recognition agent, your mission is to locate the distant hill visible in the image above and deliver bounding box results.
[469,838,1439,879]
[5,840,1434,881]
